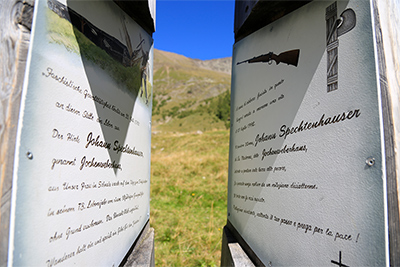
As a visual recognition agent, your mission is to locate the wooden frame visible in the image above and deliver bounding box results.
[372,0,400,265]
[0,1,34,265]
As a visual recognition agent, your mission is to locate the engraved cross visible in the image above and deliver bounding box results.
[331,251,349,267]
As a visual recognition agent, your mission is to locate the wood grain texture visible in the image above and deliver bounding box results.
[0,1,33,266]
[222,220,264,267]
[221,225,257,267]
[120,220,155,267]
[373,0,400,265]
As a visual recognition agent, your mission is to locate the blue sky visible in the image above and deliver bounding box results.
[153,1,235,60]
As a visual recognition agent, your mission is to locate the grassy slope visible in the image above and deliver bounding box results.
[150,131,229,266]
[152,50,231,133]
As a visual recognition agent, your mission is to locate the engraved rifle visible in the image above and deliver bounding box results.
[236,49,300,67]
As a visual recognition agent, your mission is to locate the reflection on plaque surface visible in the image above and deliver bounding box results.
[229,1,387,265]
[9,0,153,265]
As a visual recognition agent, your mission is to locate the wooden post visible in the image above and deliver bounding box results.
[0,1,34,265]
[373,1,400,264]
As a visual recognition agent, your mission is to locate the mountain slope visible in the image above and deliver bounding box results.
[152,49,232,132]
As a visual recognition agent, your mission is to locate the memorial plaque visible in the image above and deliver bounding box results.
[8,0,153,265]
[228,1,388,265]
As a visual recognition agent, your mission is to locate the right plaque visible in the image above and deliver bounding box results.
[228,1,387,265]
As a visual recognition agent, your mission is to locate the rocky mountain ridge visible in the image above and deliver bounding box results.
[193,57,232,75]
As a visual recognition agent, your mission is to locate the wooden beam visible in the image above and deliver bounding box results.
[372,0,400,264]
[0,0,34,265]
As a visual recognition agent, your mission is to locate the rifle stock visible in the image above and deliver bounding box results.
[271,49,300,66]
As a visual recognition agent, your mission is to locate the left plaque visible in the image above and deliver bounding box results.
[8,0,153,266]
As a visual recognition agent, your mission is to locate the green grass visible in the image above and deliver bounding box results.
[46,9,80,54]
[150,130,229,266]
[153,90,231,133]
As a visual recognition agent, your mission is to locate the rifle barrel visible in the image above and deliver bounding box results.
[236,60,248,65]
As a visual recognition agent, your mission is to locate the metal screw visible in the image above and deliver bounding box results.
[26,151,33,160]
[366,157,375,166]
